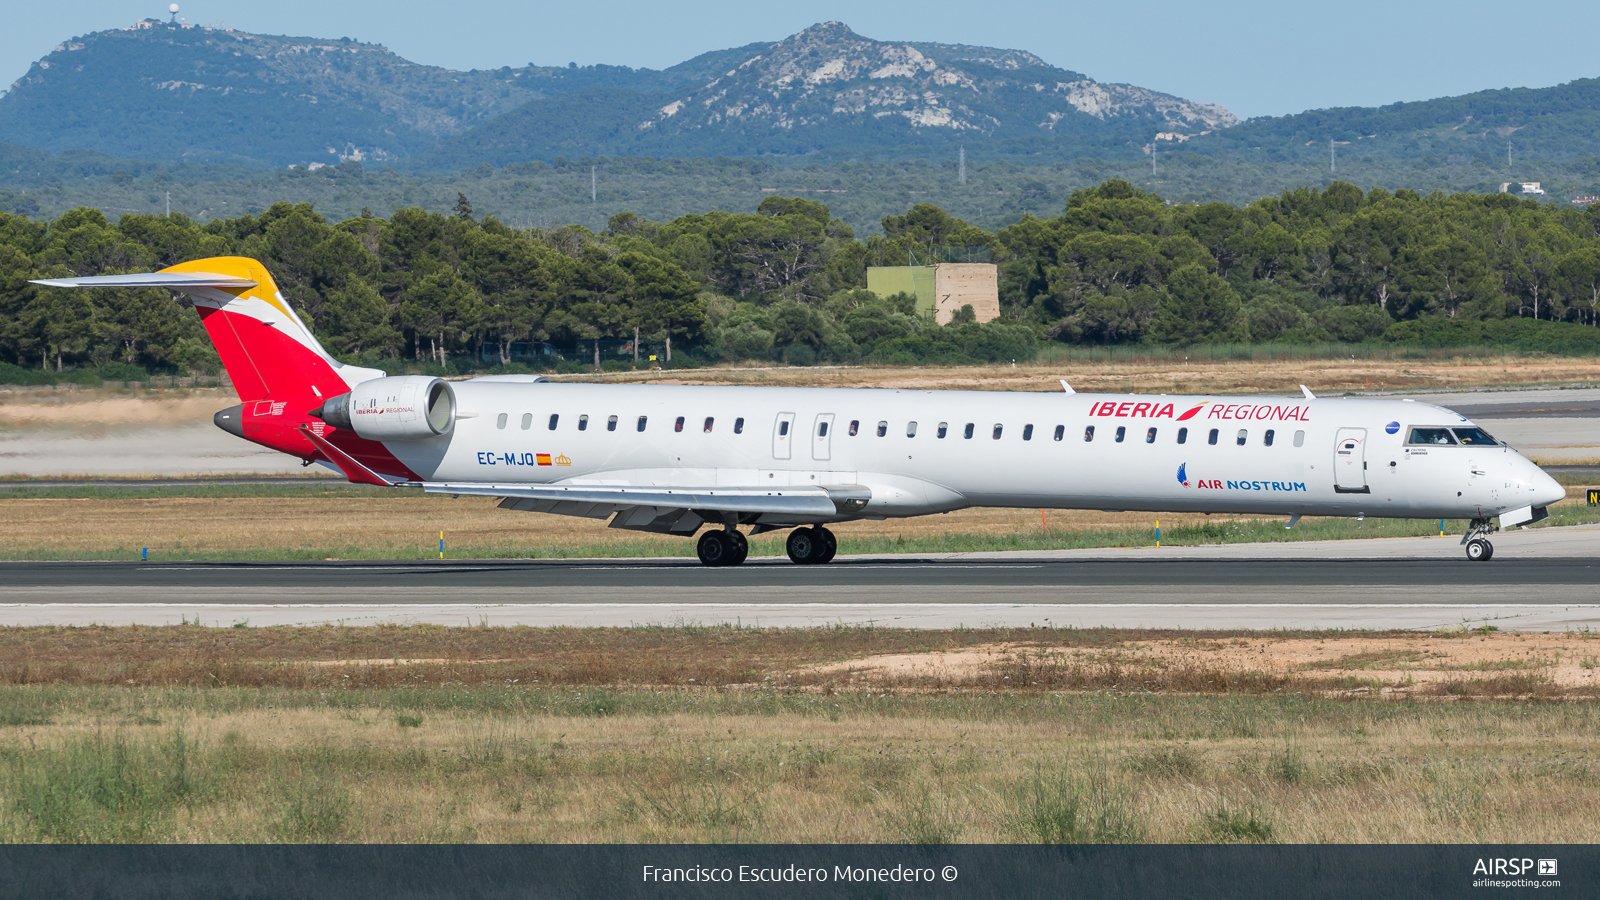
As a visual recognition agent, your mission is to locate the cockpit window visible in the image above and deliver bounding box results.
[1453,427,1499,446]
[1407,427,1457,445]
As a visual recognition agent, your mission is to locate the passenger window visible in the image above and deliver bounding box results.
[548,414,559,430]
[1177,427,1187,445]
[818,421,828,437]
[1236,429,1247,446]
[849,420,860,436]
[1454,427,1499,446]
[637,416,647,432]
[734,417,744,434]
[674,416,685,433]
[1408,427,1457,445]
[906,421,917,438]
[1293,430,1304,447]
[607,415,618,432]
[938,422,948,438]
[992,424,1003,440]
[1146,427,1157,444]
[578,415,589,431]
[704,417,714,433]
[520,413,533,430]
[1022,424,1034,441]
[964,423,975,439]
[1115,426,1125,443]
[1208,428,1219,445]
[778,421,789,436]
[1053,425,1064,441]
[1084,426,1095,442]
[496,413,508,430]
[876,421,888,437]
[1264,429,1275,447]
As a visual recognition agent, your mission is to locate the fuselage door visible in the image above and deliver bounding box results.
[1333,427,1369,493]
[812,413,835,462]
[772,412,795,460]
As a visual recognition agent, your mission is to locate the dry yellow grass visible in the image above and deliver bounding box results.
[3,689,1598,843]
[1,486,1591,559]
[5,626,1598,843]
[566,355,1600,394]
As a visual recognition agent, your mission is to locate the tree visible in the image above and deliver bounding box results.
[618,251,700,363]
[453,193,474,222]
[1150,265,1245,344]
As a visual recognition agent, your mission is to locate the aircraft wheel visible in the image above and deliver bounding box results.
[786,528,822,565]
[727,531,749,566]
[1465,538,1492,562]
[697,530,733,567]
[815,527,837,564]
[1480,539,1494,561]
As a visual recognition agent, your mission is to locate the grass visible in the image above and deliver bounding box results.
[3,683,1599,843]
[1,624,1597,844]
[0,485,1594,561]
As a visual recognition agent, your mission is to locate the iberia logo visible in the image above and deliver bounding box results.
[1177,462,1190,487]
[1176,402,1207,421]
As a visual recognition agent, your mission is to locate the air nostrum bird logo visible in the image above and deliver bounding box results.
[1177,462,1190,487]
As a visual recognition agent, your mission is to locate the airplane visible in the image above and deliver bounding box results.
[34,256,1566,565]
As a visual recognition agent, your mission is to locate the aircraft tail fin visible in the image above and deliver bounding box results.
[31,256,383,403]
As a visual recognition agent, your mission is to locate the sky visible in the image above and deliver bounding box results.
[5,1,1598,120]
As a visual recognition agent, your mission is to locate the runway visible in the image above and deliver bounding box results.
[3,522,1596,631]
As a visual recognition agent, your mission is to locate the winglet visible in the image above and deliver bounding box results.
[297,424,395,487]
[1060,380,1075,394]
[1300,385,1316,400]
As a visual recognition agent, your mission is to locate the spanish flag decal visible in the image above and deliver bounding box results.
[536,453,553,466]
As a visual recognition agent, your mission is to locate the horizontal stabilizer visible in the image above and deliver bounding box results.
[30,272,259,290]
[422,482,841,517]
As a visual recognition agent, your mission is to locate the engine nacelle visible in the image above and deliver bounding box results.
[315,376,455,441]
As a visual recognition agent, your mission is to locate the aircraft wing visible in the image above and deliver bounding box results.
[420,481,858,534]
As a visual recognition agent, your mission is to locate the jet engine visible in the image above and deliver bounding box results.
[314,376,456,441]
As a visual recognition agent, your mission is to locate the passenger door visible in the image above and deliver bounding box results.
[772,412,795,460]
[1333,428,1369,493]
[812,413,835,462]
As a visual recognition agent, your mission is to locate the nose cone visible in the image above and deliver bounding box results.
[1531,465,1566,508]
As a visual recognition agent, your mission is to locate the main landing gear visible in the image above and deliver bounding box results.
[695,525,838,567]
[1461,517,1496,562]
[696,527,748,567]
[785,526,837,565]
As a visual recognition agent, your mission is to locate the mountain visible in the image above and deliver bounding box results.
[0,19,685,167]
[1182,78,1600,167]
[413,22,1238,168]
[0,20,1235,170]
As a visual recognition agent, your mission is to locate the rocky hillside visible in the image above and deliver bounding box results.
[416,22,1237,167]
[1,20,1236,169]
[0,19,672,167]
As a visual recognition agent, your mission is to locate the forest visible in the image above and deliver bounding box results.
[2,179,1600,383]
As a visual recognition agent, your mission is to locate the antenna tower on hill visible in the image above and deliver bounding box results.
[168,3,180,23]
[958,146,966,185]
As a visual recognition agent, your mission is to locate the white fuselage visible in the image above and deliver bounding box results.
[380,383,1565,524]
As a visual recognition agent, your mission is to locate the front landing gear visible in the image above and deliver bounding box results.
[786,527,837,565]
[696,527,749,567]
[1461,517,1497,562]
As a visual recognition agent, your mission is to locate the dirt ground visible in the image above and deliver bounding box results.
[804,632,1600,695]
[566,356,1600,394]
